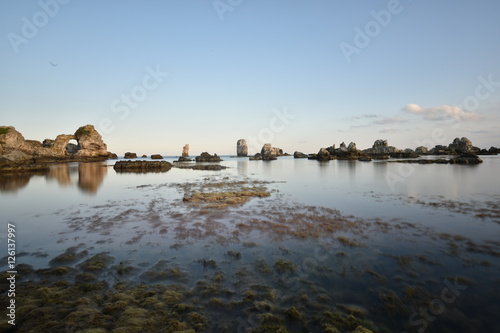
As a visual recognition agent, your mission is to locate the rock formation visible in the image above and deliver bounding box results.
[448,137,478,154]
[450,153,483,165]
[261,144,284,159]
[415,146,428,154]
[316,148,331,161]
[319,141,363,160]
[249,153,262,160]
[182,144,189,157]
[0,125,112,170]
[429,137,479,155]
[293,151,308,158]
[151,154,163,159]
[124,152,137,159]
[237,139,248,157]
[195,152,221,162]
[175,156,193,162]
[363,139,399,155]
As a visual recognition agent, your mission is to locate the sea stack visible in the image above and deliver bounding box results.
[237,139,248,157]
[182,144,189,157]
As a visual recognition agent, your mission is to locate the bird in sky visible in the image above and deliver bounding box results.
[50,61,58,67]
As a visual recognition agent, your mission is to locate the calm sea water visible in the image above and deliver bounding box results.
[1,156,499,332]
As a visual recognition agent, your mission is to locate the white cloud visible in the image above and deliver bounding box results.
[373,117,406,125]
[379,128,400,133]
[403,104,482,121]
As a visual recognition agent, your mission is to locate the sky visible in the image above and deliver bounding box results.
[1,0,499,155]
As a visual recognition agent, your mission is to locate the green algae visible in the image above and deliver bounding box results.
[274,259,298,273]
[79,253,114,272]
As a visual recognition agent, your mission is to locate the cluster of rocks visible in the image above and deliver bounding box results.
[195,152,221,162]
[0,125,114,172]
[248,143,287,160]
[427,137,478,155]
[290,137,496,164]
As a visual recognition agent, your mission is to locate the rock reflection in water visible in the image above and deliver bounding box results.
[0,173,32,193]
[78,162,107,194]
[46,163,74,186]
[0,162,107,194]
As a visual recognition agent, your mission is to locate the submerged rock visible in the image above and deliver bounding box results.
[113,161,172,173]
[195,152,221,162]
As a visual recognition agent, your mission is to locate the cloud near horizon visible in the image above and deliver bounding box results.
[404,104,482,121]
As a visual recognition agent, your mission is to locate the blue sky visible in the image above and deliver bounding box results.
[1,0,499,155]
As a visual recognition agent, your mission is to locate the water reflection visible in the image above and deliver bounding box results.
[0,162,107,195]
[46,163,74,186]
[78,162,107,194]
[0,173,33,193]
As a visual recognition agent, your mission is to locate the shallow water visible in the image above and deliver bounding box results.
[1,156,499,332]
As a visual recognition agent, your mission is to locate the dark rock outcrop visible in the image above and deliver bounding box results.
[363,139,399,155]
[450,153,483,165]
[448,137,477,154]
[237,139,248,157]
[124,152,137,159]
[415,146,429,154]
[113,161,172,173]
[429,137,480,155]
[195,152,221,162]
[151,154,163,160]
[323,141,364,160]
[249,153,262,160]
[316,148,331,161]
[175,156,193,162]
[293,151,308,158]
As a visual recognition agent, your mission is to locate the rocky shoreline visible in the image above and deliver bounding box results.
[1,125,498,174]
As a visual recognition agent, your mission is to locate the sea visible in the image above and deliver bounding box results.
[1,156,499,332]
